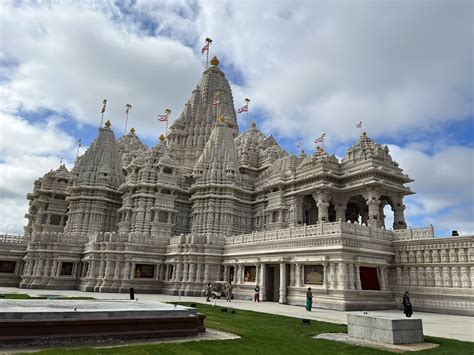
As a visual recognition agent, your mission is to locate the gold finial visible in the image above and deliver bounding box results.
[104,120,111,128]
[316,145,323,152]
[130,127,135,134]
[251,121,257,128]
[362,131,367,136]
[218,114,226,124]
[159,134,166,142]
[210,55,219,66]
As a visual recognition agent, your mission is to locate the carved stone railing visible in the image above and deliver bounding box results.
[392,226,434,241]
[224,220,394,245]
[0,234,26,244]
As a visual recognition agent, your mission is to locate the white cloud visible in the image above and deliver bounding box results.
[0,113,77,234]
[388,144,474,235]
[0,2,202,137]
[194,1,472,143]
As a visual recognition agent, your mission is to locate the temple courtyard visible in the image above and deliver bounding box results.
[0,286,472,345]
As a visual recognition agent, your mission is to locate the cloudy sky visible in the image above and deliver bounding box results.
[0,0,472,236]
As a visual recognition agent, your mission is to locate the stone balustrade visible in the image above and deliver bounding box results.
[392,226,434,240]
[0,234,26,244]
[223,221,427,245]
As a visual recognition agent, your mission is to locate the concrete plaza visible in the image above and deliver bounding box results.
[0,287,472,343]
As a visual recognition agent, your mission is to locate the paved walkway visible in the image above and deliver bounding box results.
[1,287,472,342]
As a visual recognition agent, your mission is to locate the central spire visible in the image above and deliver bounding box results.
[167,55,239,174]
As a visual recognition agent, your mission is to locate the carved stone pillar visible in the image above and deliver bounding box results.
[337,263,347,290]
[195,263,203,283]
[260,263,266,301]
[323,263,329,289]
[289,264,295,286]
[392,198,407,230]
[175,263,183,282]
[204,264,210,283]
[329,263,337,289]
[334,200,347,222]
[378,267,386,291]
[317,201,330,223]
[367,196,382,228]
[182,263,189,283]
[188,263,196,282]
[348,263,355,290]
[223,265,229,282]
[279,263,287,304]
[295,264,302,287]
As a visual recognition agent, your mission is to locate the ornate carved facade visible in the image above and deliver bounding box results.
[0,57,472,315]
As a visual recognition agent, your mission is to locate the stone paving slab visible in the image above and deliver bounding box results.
[1,287,473,342]
[315,333,439,353]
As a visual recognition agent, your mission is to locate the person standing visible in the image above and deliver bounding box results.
[205,282,212,302]
[254,284,260,302]
[402,291,413,317]
[305,287,313,311]
[225,281,233,302]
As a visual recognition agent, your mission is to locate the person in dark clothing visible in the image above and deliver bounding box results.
[305,287,313,311]
[205,283,212,302]
[254,284,260,302]
[402,291,413,317]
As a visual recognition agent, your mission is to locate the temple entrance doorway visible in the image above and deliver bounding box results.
[360,266,381,290]
[302,195,318,225]
[265,265,280,301]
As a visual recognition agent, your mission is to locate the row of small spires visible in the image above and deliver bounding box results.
[102,115,257,139]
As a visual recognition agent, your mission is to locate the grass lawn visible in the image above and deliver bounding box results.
[0,293,95,300]
[18,302,474,355]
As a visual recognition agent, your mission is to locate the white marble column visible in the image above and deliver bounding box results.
[223,265,229,281]
[329,263,336,289]
[204,264,210,283]
[295,264,302,287]
[355,264,362,290]
[289,264,295,286]
[260,263,266,301]
[279,263,287,304]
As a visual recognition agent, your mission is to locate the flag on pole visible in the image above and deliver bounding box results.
[212,98,220,106]
[201,43,209,54]
[77,139,82,147]
[296,142,302,148]
[100,99,107,114]
[125,104,132,114]
[158,114,168,122]
[315,133,326,144]
[356,121,362,128]
[237,104,248,113]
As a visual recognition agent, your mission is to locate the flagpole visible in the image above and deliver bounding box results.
[244,97,250,128]
[205,37,212,69]
[76,139,81,159]
[99,99,107,128]
[124,104,132,133]
[165,108,171,145]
